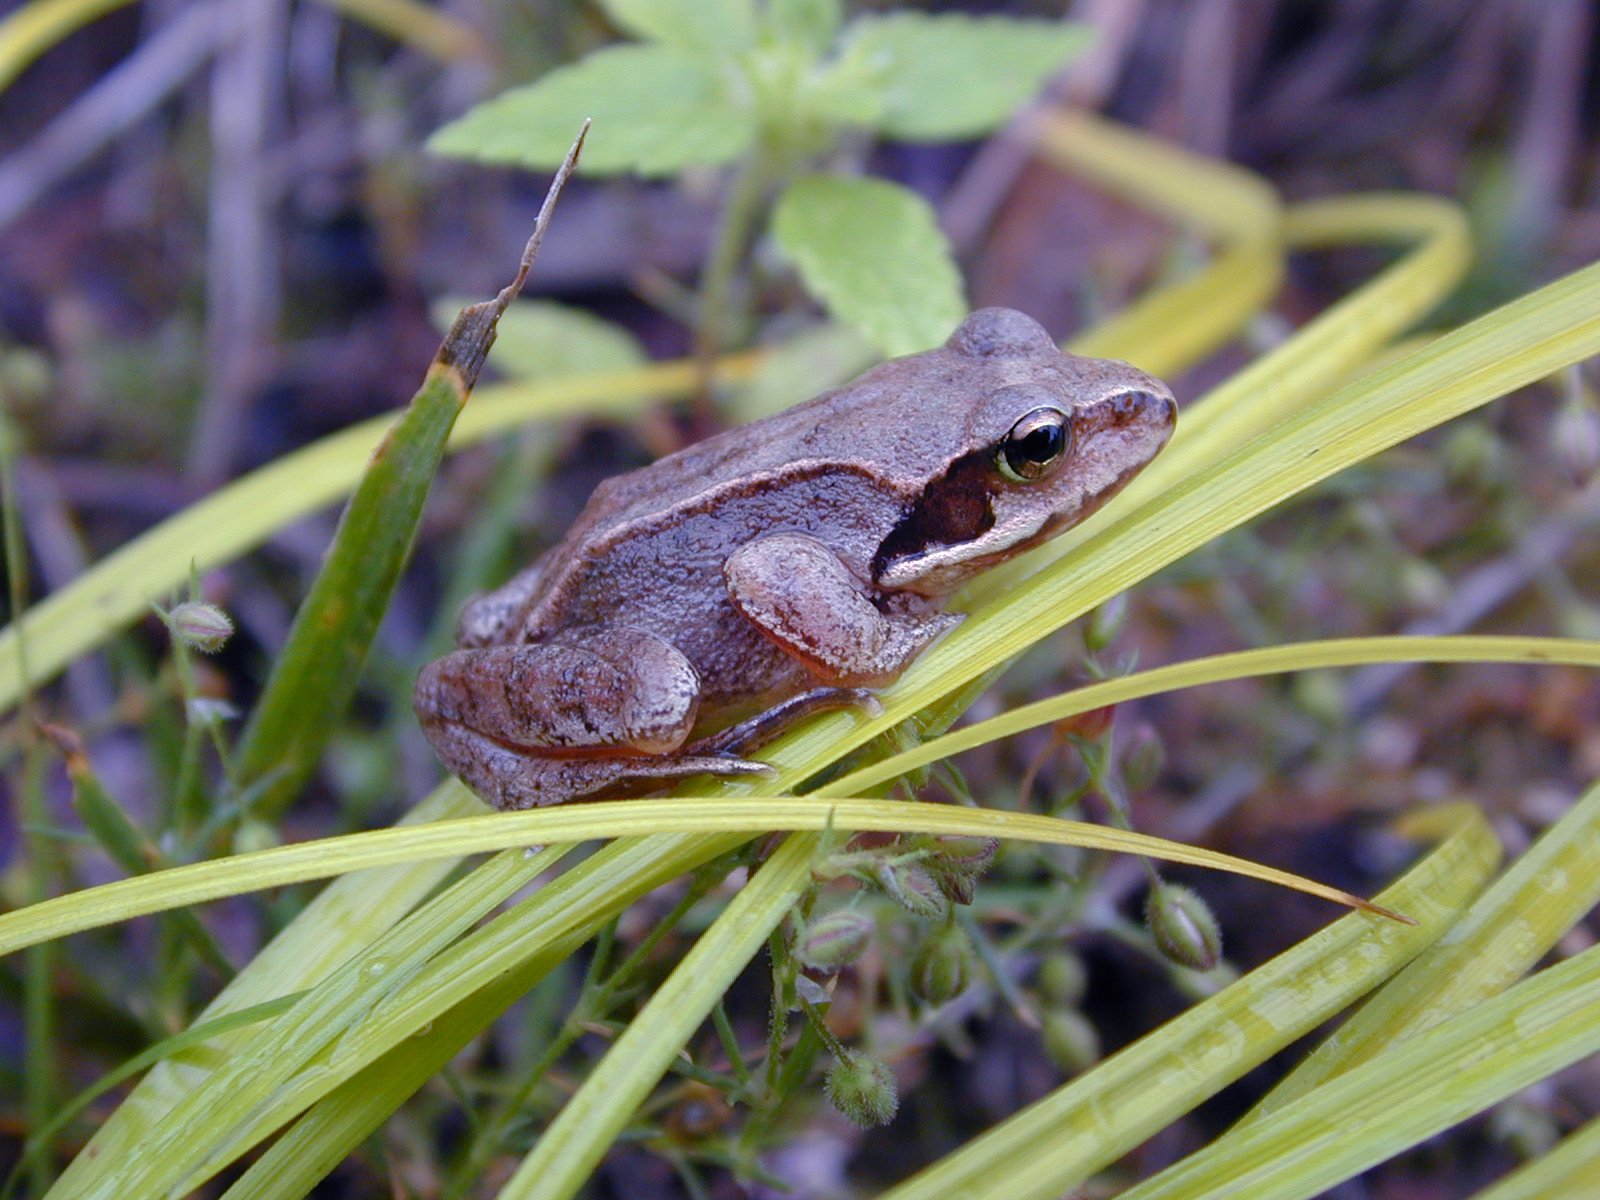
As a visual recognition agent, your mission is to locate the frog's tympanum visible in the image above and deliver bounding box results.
[414,308,1176,809]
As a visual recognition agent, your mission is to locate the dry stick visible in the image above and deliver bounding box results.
[435,119,591,387]
[0,2,223,231]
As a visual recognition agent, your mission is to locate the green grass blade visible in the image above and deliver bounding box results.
[496,833,821,1200]
[1035,109,1283,379]
[763,258,1600,794]
[877,808,1500,1200]
[1238,773,1600,1121]
[230,129,586,818]
[0,797,1390,958]
[1470,1113,1600,1200]
[1117,941,1600,1200]
[80,846,568,1198]
[0,0,132,91]
[43,784,482,1199]
[825,634,1600,795]
[0,356,758,717]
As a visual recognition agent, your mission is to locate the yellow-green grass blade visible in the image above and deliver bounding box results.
[313,0,484,61]
[0,796,1390,959]
[0,0,478,94]
[1032,109,1284,379]
[1469,1112,1600,1200]
[496,833,822,1200]
[878,807,1501,1200]
[825,635,1600,796]
[0,992,302,1200]
[762,257,1600,799]
[123,832,755,1198]
[980,190,1471,607]
[0,354,753,717]
[1117,939,1600,1200]
[1240,772,1600,1123]
[42,783,483,1199]
[78,844,568,1198]
[0,0,131,92]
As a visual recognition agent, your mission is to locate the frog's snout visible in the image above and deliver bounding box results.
[1080,386,1177,442]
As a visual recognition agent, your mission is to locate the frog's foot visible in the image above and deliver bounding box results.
[688,687,883,758]
[419,719,774,810]
[724,533,963,686]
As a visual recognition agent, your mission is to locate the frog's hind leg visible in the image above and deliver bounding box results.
[419,719,771,810]
[413,627,771,809]
[688,687,883,758]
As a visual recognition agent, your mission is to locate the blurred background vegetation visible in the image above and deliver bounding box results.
[5,1,1600,1196]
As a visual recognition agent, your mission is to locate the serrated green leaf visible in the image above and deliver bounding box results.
[773,173,965,357]
[430,298,645,381]
[841,13,1091,141]
[599,0,753,58]
[427,44,754,176]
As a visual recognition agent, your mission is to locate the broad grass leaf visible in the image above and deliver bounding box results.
[842,13,1091,141]
[427,45,754,176]
[598,0,754,58]
[772,173,965,357]
[432,297,646,380]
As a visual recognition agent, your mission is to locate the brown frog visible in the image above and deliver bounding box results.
[414,308,1176,809]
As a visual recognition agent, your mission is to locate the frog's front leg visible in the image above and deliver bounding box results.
[413,626,770,809]
[724,532,962,687]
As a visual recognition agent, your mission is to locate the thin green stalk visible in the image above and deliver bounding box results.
[3,399,55,1200]
[693,149,773,391]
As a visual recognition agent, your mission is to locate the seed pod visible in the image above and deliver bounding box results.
[875,859,948,918]
[910,922,974,1005]
[167,601,234,653]
[1041,1007,1100,1075]
[1035,951,1088,1007]
[1145,883,1222,972]
[914,834,998,905]
[825,1052,898,1128]
[1083,592,1128,652]
[796,910,874,973]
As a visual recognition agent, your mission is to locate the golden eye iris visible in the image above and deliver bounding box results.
[996,408,1069,482]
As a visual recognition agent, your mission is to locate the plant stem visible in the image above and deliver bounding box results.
[693,148,772,398]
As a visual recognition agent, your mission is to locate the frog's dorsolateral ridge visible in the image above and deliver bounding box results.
[414,308,1176,809]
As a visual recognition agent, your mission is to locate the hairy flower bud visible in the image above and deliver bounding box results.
[910,922,975,1005]
[826,1052,898,1128]
[796,909,874,973]
[1146,883,1222,971]
[167,601,234,653]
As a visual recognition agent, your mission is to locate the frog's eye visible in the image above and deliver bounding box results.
[997,408,1069,483]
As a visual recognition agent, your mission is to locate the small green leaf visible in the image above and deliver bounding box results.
[773,174,966,358]
[430,298,645,381]
[428,45,755,177]
[842,13,1091,141]
[600,0,754,57]
[766,0,841,53]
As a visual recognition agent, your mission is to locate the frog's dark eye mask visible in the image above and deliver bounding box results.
[874,386,1175,595]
